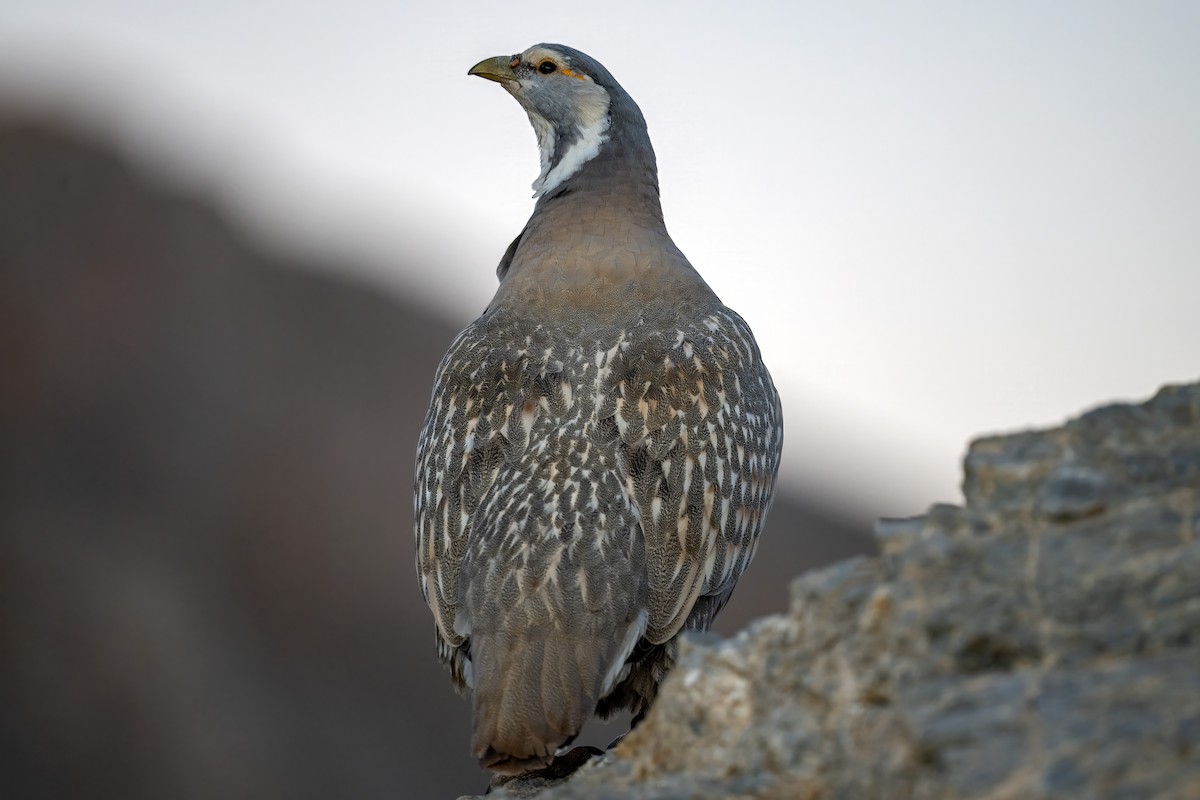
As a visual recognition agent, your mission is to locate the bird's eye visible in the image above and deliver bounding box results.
[538,61,557,74]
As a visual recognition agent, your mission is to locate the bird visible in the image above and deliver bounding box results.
[414,43,783,775]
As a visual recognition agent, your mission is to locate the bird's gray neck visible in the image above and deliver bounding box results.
[523,78,657,205]
[488,88,711,318]
[533,97,664,224]
[490,120,712,323]
[527,94,612,198]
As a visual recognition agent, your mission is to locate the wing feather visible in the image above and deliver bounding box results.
[418,307,781,681]
[615,308,783,644]
[415,321,523,661]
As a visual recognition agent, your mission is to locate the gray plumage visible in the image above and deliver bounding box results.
[414,43,783,775]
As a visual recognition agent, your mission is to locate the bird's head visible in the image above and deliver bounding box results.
[469,44,652,199]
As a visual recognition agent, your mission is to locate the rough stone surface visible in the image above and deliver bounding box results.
[476,382,1200,799]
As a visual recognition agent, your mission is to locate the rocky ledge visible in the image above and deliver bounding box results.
[473,382,1200,799]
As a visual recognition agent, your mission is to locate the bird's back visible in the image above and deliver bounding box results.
[416,291,780,771]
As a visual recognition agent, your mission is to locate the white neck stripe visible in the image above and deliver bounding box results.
[532,113,610,197]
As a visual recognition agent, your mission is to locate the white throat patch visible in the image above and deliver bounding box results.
[525,80,612,198]
[532,112,610,197]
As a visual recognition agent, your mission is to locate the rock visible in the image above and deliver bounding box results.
[477,383,1200,799]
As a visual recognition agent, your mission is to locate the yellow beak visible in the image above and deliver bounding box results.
[468,55,518,84]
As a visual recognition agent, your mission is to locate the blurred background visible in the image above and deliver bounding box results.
[0,2,1197,798]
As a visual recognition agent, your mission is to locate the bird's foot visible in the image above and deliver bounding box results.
[484,746,604,795]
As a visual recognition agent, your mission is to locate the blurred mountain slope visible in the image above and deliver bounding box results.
[0,111,873,799]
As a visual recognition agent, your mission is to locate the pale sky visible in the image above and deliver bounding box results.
[2,1,1197,521]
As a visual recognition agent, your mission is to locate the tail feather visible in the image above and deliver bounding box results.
[470,628,610,774]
